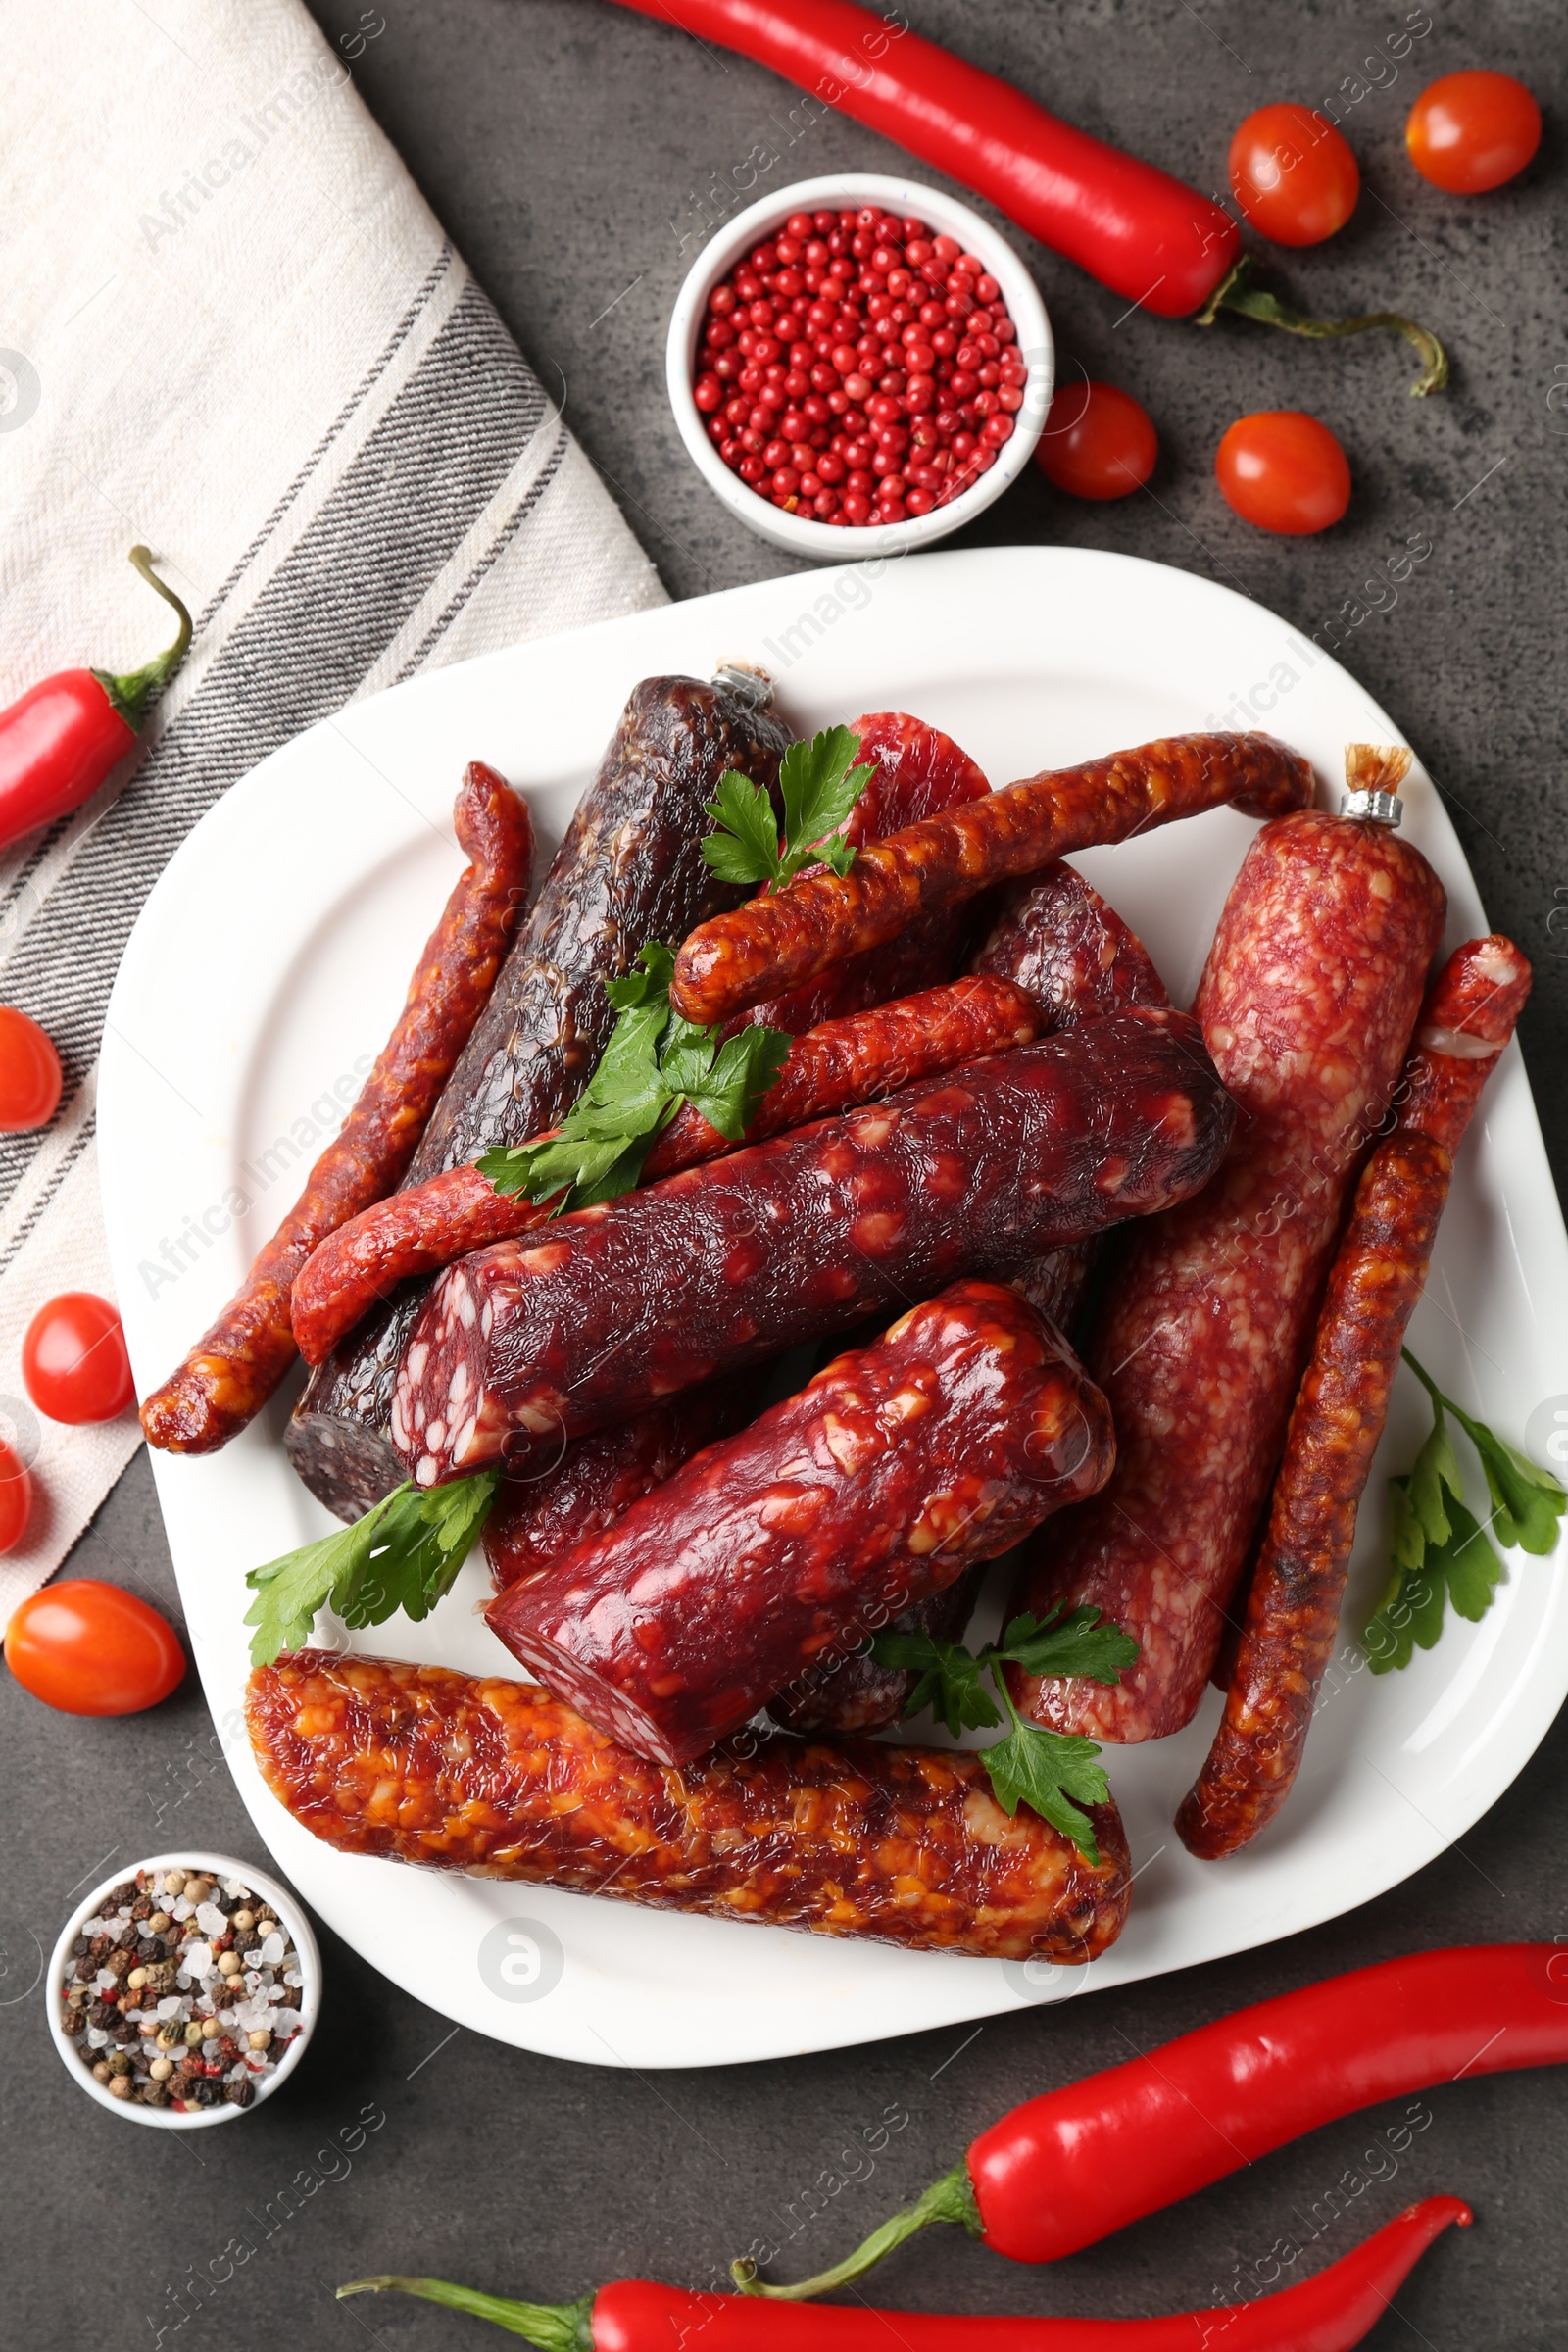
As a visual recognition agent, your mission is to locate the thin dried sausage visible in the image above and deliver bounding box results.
[390,1005,1235,1485]
[139,762,532,1454]
[1008,785,1446,1743]
[486,1281,1114,1764]
[1176,935,1530,1857]
[289,976,1039,1365]
[670,730,1314,1027]
[247,1649,1131,1961]
[285,676,788,1517]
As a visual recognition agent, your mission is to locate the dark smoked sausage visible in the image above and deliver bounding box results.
[390,1005,1235,1485]
[669,730,1315,1027]
[139,762,533,1454]
[246,1650,1132,1961]
[285,676,788,1518]
[1008,792,1446,1744]
[486,1281,1114,1764]
[1176,935,1531,1858]
[289,976,1039,1366]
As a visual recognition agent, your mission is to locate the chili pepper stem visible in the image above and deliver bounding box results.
[338,2275,594,2348]
[732,2159,978,2299]
[91,546,193,730]
[1197,255,1448,397]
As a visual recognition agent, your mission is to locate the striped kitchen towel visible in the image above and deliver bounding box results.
[0,0,664,1616]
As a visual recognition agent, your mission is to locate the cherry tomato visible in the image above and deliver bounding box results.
[22,1292,135,1424]
[1215,411,1351,536]
[1035,380,1158,500]
[0,1006,62,1132]
[0,1441,31,1554]
[1229,103,1360,245]
[5,1578,183,1715]
[1406,71,1542,195]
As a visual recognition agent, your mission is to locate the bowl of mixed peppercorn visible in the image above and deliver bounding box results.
[48,1851,320,2127]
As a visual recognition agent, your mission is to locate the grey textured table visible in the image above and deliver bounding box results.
[6,4,1565,2345]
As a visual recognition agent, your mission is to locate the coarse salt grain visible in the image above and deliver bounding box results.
[260,1931,285,1965]
[283,1968,303,1987]
[156,1996,183,2019]
[172,1897,195,1920]
[85,2028,108,2048]
[222,1878,248,1898]
[195,1902,227,1937]
[184,1941,213,1977]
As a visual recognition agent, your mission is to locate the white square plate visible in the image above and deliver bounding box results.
[100,545,1568,2068]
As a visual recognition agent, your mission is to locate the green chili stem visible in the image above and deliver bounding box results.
[92,545,193,729]
[338,2276,594,2349]
[1197,255,1448,397]
[730,2159,980,2300]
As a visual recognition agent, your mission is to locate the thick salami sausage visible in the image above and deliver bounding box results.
[248,1649,1131,1960]
[139,763,533,1455]
[392,1005,1234,1485]
[1008,782,1446,1743]
[486,1281,1114,1763]
[289,976,1039,1365]
[483,1373,766,1593]
[731,710,991,1038]
[285,676,788,1518]
[1176,935,1531,1858]
[670,730,1314,1027]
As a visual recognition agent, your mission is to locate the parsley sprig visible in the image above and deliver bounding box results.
[1363,1348,1566,1673]
[872,1604,1140,1863]
[245,1473,499,1668]
[701,725,872,892]
[477,942,790,1214]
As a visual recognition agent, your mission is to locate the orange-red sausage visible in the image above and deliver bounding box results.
[140,763,532,1453]
[669,730,1314,1027]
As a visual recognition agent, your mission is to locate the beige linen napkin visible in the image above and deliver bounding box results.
[0,0,664,1618]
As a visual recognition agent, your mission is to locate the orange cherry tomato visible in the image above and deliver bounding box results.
[1406,71,1542,194]
[1035,380,1158,500]
[1229,103,1360,245]
[0,1441,31,1554]
[22,1292,135,1424]
[1215,411,1351,536]
[0,1006,62,1132]
[5,1578,183,1715]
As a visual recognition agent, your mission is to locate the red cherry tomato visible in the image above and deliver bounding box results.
[0,1006,62,1132]
[1215,411,1351,535]
[1229,103,1360,245]
[1406,71,1542,194]
[1035,380,1158,500]
[22,1292,135,1424]
[5,1578,183,1715]
[0,1441,31,1554]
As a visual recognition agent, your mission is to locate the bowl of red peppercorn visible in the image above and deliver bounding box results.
[668,172,1053,555]
[48,1850,320,2128]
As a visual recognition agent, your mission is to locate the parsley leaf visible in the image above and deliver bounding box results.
[701,727,872,892]
[478,943,790,1213]
[1362,1349,1564,1673]
[244,1472,500,1668]
[871,1601,1137,1863]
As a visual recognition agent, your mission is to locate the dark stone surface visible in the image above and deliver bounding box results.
[6,4,1564,2345]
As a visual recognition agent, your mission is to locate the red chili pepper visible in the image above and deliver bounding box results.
[339,2197,1469,2350]
[739,1945,1558,2296]
[0,546,192,853]
[606,0,1447,391]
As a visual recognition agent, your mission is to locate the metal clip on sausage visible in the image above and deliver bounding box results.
[1340,742,1412,828]
[711,660,773,709]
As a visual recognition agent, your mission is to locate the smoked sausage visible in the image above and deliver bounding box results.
[285,676,788,1518]
[669,730,1314,1027]
[390,1005,1235,1485]
[486,1281,1114,1764]
[140,762,532,1454]
[1176,935,1531,1857]
[1009,772,1446,1743]
[289,975,1039,1365]
[247,1649,1132,1961]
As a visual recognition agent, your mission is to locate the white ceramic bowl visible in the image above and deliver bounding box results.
[666,172,1054,558]
[47,1848,320,2129]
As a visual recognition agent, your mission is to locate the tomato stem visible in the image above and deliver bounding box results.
[91,546,193,730]
[731,2159,979,2300]
[338,2276,594,2348]
[1198,255,1449,397]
